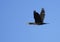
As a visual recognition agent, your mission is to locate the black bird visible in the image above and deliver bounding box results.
[29,8,46,25]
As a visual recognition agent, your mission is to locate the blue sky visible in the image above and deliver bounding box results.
[0,0,60,42]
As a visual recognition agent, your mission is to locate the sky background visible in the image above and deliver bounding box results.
[0,0,60,42]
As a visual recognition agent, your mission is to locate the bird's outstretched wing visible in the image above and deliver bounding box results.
[39,8,45,23]
[34,10,42,24]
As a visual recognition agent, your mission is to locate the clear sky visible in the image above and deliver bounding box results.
[0,0,60,42]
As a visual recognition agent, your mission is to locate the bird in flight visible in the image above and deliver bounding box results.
[29,8,46,25]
